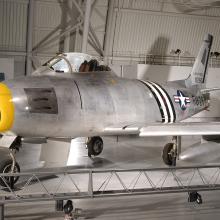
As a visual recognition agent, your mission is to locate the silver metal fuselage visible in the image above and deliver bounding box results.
[6,70,208,138]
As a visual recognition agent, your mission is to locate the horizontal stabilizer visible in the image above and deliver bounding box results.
[200,87,220,93]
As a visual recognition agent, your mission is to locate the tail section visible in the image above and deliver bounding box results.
[186,34,213,88]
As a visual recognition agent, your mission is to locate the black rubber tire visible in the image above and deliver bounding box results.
[0,159,20,187]
[196,194,203,204]
[87,136,103,156]
[162,143,174,166]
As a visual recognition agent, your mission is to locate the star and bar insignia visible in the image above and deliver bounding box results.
[173,90,190,110]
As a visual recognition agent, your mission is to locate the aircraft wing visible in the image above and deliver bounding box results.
[103,126,140,135]
[140,122,220,136]
[104,122,220,137]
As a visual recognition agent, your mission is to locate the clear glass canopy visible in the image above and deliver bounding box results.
[44,53,100,73]
[40,52,110,76]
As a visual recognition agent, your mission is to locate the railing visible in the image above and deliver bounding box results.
[109,52,220,67]
[1,165,220,203]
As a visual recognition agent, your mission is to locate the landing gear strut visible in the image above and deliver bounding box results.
[86,136,103,157]
[0,136,21,188]
[0,157,20,188]
[162,136,181,166]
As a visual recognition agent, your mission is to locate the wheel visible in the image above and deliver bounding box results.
[0,159,20,187]
[162,143,174,166]
[188,191,202,204]
[64,200,74,214]
[87,136,103,156]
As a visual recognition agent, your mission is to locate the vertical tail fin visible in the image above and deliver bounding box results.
[186,34,213,87]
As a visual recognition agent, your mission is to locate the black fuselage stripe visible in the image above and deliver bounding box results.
[154,82,176,122]
[147,81,171,123]
[139,80,165,122]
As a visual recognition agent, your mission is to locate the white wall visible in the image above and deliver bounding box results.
[112,9,220,57]
[0,0,28,52]
[105,1,220,65]
[0,58,14,79]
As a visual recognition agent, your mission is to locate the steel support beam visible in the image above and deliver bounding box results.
[0,203,4,220]
[26,0,34,75]
[71,0,84,17]
[177,136,182,160]
[81,0,92,53]
[103,0,115,63]
[74,27,81,52]
[33,0,81,52]
[0,51,27,56]
[89,25,104,56]
[88,32,102,55]
[63,0,72,52]
[32,25,61,52]
[38,22,82,51]
[71,0,103,55]
[79,25,103,55]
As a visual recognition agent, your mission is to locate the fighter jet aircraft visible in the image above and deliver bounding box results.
[0,33,219,186]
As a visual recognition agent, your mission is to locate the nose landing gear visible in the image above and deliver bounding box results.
[0,136,21,188]
[0,157,20,188]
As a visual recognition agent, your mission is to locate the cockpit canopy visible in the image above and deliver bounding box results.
[40,53,110,75]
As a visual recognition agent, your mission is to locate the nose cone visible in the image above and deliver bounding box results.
[0,83,14,132]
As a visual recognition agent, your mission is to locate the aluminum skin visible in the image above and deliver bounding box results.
[0,34,213,140]
[1,70,208,138]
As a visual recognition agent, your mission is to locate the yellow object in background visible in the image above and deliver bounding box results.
[0,83,14,132]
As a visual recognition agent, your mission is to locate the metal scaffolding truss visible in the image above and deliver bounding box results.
[1,165,220,203]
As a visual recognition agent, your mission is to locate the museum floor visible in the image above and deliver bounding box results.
[4,136,220,220]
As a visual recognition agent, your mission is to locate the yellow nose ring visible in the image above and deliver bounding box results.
[0,83,14,132]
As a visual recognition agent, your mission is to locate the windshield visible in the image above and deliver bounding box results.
[44,56,70,73]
